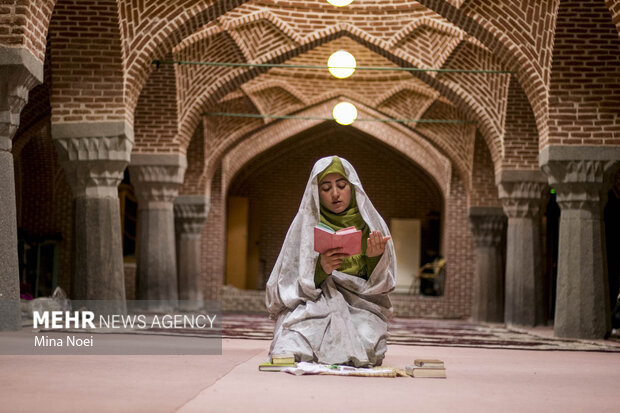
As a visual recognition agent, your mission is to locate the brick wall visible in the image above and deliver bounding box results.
[133,54,180,152]
[180,123,206,195]
[48,0,125,124]
[546,0,620,147]
[502,76,540,170]
[441,168,475,317]
[470,133,501,208]
[202,165,226,300]
[608,0,620,40]
[0,0,54,62]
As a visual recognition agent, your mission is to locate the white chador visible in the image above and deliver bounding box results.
[266,156,396,367]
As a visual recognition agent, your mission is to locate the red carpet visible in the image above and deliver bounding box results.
[218,313,620,352]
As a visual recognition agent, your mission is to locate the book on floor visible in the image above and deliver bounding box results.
[414,359,445,368]
[405,366,447,378]
[314,223,361,256]
[406,359,446,378]
[259,362,298,372]
[271,352,295,365]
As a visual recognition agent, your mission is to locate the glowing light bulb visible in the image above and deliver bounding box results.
[327,50,356,79]
[332,102,358,125]
[326,0,354,6]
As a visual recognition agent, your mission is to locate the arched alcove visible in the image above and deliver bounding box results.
[225,122,444,290]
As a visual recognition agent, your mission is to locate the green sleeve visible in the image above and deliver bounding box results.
[366,254,382,278]
[314,257,330,287]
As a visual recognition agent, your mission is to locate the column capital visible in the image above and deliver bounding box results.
[0,47,44,151]
[174,195,210,235]
[468,207,506,248]
[497,170,548,218]
[129,153,187,210]
[52,121,134,198]
[540,146,620,216]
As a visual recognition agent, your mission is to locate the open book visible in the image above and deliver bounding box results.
[314,223,362,256]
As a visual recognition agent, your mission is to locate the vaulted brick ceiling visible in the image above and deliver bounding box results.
[124,0,587,192]
[161,1,510,180]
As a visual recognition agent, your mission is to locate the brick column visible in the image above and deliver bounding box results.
[498,170,548,327]
[129,153,186,309]
[0,47,42,330]
[174,195,209,311]
[541,146,620,339]
[52,122,132,312]
[468,207,506,323]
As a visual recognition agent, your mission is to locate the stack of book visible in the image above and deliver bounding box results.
[258,352,297,372]
[405,359,446,378]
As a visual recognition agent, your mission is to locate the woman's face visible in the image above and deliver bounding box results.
[319,173,351,214]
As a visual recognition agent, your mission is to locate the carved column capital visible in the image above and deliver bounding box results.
[468,207,506,248]
[497,170,548,218]
[0,47,44,151]
[174,195,210,235]
[540,146,620,217]
[52,121,134,198]
[129,153,187,210]
[542,159,618,216]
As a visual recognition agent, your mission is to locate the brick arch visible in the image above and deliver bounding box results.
[375,86,439,129]
[119,0,250,125]
[415,0,559,152]
[215,98,453,201]
[235,86,475,184]
[436,39,511,163]
[176,29,506,166]
[241,85,305,126]
[0,0,55,62]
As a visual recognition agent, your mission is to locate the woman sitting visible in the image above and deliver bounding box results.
[266,156,396,367]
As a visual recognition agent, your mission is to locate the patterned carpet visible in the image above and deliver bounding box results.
[219,313,620,352]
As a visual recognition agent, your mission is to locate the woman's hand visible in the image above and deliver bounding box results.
[366,231,391,257]
[320,247,348,274]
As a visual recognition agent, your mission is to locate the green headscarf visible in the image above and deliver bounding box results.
[315,157,380,285]
[317,157,366,232]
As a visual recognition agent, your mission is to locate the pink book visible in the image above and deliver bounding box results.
[314,224,362,256]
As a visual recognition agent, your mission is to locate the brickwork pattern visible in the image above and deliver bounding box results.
[440,169,475,318]
[437,40,510,158]
[118,0,248,124]
[546,0,620,147]
[470,133,501,208]
[0,0,54,62]
[218,100,453,200]
[202,166,226,300]
[415,99,476,181]
[171,4,513,163]
[503,76,540,170]
[608,0,620,40]
[133,55,179,152]
[436,0,560,148]
[48,0,125,124]
[180,123,207,196]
